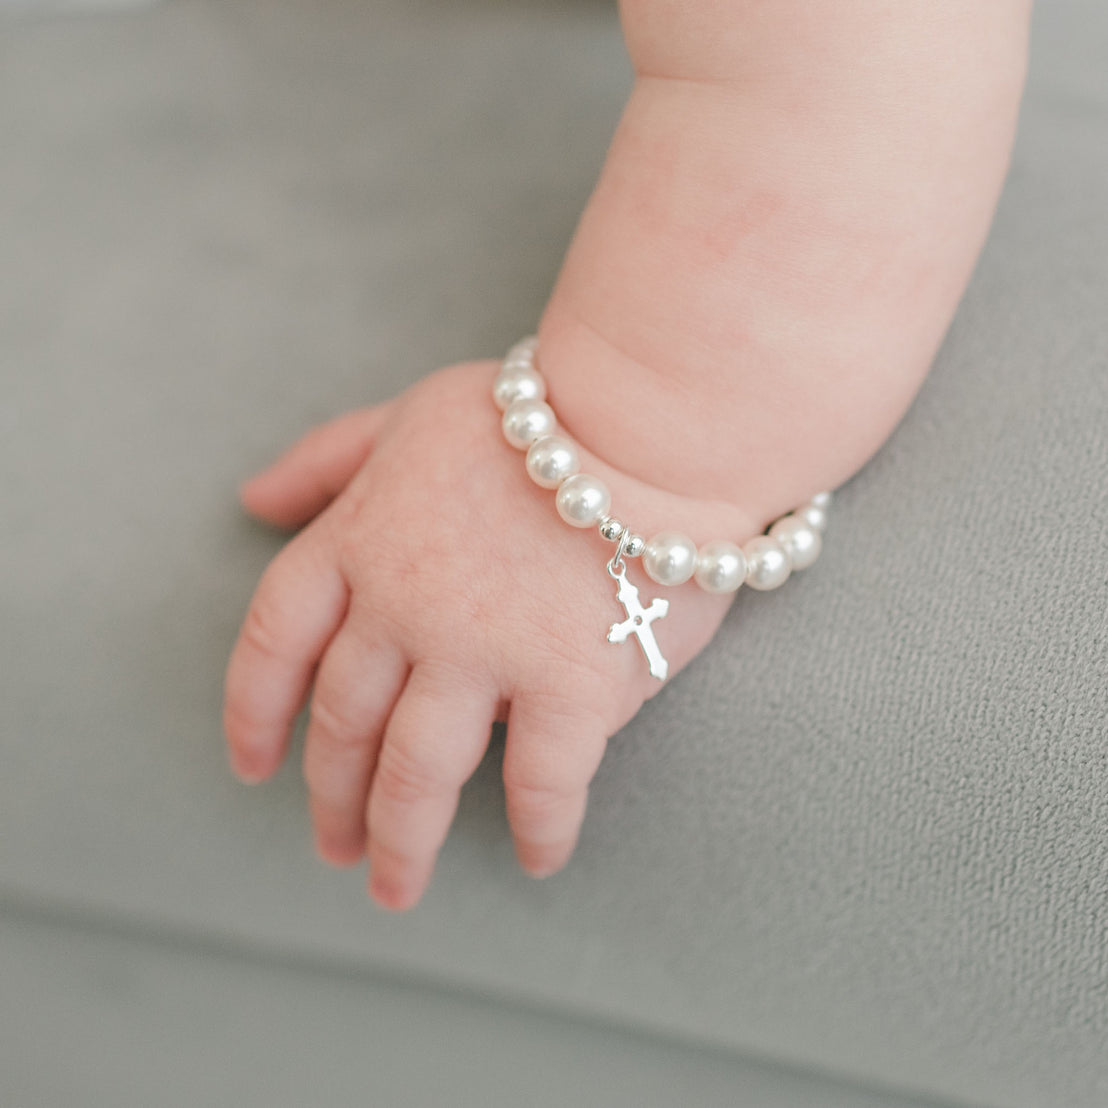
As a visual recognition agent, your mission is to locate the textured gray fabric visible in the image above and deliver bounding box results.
[1,900,949,1108]
[1,2,1105,1107]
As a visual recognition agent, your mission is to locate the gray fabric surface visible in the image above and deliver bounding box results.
[1,900,948,1108]
[1,2,1105,1106]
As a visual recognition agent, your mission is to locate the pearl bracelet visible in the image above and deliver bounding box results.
[494,335,831,679]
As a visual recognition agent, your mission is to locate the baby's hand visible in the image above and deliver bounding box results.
[224,360,734,910]
[224,0,1030,911]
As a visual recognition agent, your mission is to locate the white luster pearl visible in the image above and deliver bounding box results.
[768,514,822,570]
[502,397,556,450]
[505,335,538,363]
[555,474,611,528]
[793,502,829,534]
[743,535,791,591]
[493,366,546,411]
[501,353,535,376]
[694,540,747,594]
[525,434,579,489]
[810,490,833,510]
[642,532,698,587]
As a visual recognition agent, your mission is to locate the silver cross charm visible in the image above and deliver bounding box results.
[607,562,669,681]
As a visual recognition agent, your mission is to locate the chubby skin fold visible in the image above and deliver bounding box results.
[224,0,1031,910]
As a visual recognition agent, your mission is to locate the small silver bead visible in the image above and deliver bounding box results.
[624,533,646,558]
[768,514,822,570]
[493,365,546,411]
[502,397,556,450]
[793,502,829,533]
[599,517,624,542]
[743,535,791,591]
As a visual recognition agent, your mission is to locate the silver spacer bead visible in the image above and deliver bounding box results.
[598,517,624,542]
[623,533,646,558]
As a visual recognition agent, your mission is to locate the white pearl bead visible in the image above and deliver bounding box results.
[505,335,538,363]
[810,490,832,510]
[743,535,791,591]
[768,514,822,570]
[525,435,579,489]
[793,502,829,533]
[501,353,535,377]
[493,366,546,411]
[555,474,611,528]
[642,532,698,587]
[694,540,747,594]
[502,397,556,450]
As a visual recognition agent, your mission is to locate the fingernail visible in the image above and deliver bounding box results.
[369,874,419,913]
[229,754,266,785]
[315,836,365,869]
[525,862,561,880]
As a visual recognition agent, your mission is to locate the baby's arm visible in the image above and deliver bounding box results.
[543,0,1031,523]
[224,1,1031,910]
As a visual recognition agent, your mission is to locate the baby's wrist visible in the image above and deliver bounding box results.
[534,300,842,534]
[494,338,831,598]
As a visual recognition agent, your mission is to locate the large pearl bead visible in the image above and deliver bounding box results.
[743,536,791,591]
[793,501,829,534]
[525,435,579,489]
[694,540,747,594]
[642,532,698,587]
[502,397,556,449]
[555,474,611,528]
[768,514,822,570]
[493,366,546,411]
